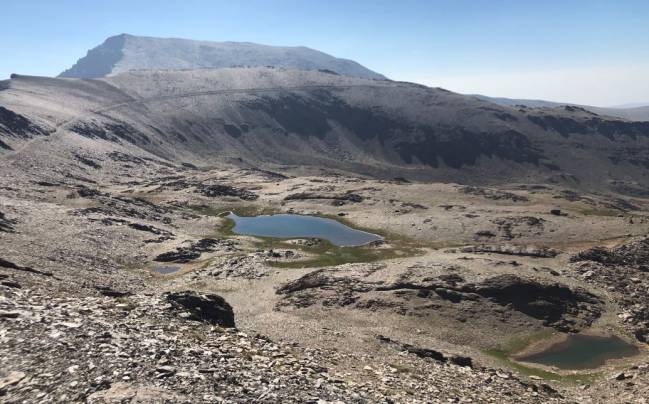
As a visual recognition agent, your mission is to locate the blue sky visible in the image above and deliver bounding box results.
[1,0,648,106]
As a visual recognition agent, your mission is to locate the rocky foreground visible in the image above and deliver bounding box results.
[1,159,649,402]
[1,281,565,403]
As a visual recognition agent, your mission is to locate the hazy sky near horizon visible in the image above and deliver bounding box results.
[1,0,648,107]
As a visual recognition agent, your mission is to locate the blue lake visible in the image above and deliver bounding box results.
[226,213,382,247]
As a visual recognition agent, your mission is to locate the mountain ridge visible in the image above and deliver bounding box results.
[472,94,649,122]
[3,68,649,195]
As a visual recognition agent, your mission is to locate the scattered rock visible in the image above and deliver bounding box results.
[614,372,632,381]
[460,186,529,202]
[460,245,558,258]
[94,285,131,298]
[0,370,26,394]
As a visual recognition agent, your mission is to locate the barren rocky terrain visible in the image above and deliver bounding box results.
[2,54,649,402]
[2,156,649,402]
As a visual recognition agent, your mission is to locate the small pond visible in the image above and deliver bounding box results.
[226,213,382,247]
[517,334,639,370]
[153,265,180,275]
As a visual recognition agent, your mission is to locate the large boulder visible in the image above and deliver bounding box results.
[166,291,235,328]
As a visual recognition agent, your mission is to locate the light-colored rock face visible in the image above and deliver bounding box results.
[59,34,386,80]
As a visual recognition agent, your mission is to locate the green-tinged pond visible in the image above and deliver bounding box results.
[517,334,639,370]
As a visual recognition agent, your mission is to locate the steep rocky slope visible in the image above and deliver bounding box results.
[2,68,649,193]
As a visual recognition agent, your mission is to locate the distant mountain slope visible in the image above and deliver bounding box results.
[3,68,649,193]
[473,94,649,122]
[59,34,386,80]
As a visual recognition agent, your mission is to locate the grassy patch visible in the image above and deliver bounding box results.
[483,330,600,384]
[270,241,422,268]
[578,208,621,217]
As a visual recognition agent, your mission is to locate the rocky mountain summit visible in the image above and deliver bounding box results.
[59,34,386,80]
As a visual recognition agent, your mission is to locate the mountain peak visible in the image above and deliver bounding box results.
[59,34,386,80]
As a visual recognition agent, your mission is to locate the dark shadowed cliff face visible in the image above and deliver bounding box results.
[394,128,545,169]
[2,68,649,190]
[0,107,51,140]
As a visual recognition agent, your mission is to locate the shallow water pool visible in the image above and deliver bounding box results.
[153,265,180,275]
[517,334,639,370]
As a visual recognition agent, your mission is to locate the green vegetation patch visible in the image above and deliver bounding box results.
[578,208,622,217]
[194,204,424,268]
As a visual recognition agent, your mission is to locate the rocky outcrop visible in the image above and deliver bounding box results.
[94,285,132,298]
[0,138,12,150]
[277,268,374,308]
[570,237,649,268]
[0,286,564,403]
[69,121,150,145]
[154,239,223,263]
[73,153,102,169]
[490,216,545,240]
[463,274,601,331]
[570,237,649,343]
[166,291,235,327]
[459,245,558,258]
[0,258,53,277]
[376,335,473,367]
[194,184,258,200]
[0,106,50,139]
[284,192,364,205]
[73,194,172,223]
[127,222,172,237]
[460,186,529,202]
[74,186,107,198]
[0,211,15,233]
[277,266,601,332]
